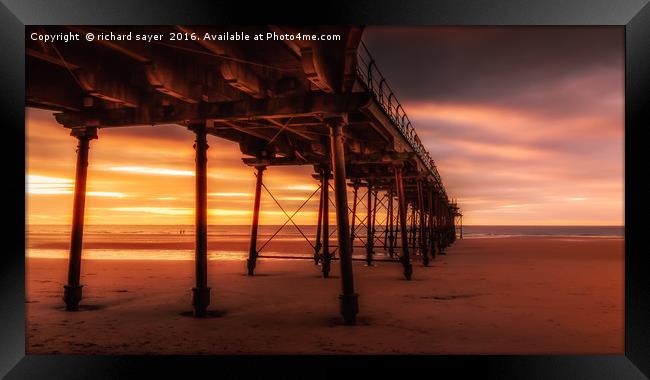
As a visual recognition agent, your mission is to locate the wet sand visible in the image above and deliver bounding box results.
[26,237,624,354]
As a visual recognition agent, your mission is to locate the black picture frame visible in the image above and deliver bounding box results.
[2,0,648,378]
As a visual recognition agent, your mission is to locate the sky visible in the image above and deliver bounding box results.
[26,27,624,226]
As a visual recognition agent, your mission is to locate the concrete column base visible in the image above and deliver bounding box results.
[246,257,256,276]
[339,293,359,325]
[192,287,211,317]
[63,284,83,311]
[400,256,413,280]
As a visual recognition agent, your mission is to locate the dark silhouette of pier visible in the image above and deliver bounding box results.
[26,26,462,325]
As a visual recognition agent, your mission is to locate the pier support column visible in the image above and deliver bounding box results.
[417,179,429,266]
[428,187,436,260]
[387,190,395,258]
[247,165,266,276]
[321,166,331,278]
[63,127,97,311]
[314,171,324,265]
[410,203,417,252]
[365,181,374,266]
[435,195,444,255]
[394,164,413,280]
[328,119,358,325]
[383,192,390,251]
[349,182,359,254]
[450,212,456,243]
[191,124,210,317]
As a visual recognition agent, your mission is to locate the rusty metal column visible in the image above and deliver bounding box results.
[410,203,417,252]
[450,208,454,244]
[382,192,390,251]
[321,166,331,278]
[394,164,413,280]
[460,215,463,239]
[417,179,429,266]
[452,208,457,243]
[387,189,395,258]
[428,186,436,260]
[365,181,374,266]
[442,203,449,248]
[246,165,266,276]
[329,119,358,325]
[349,182,359,254]
[371,189,378,248]
[436,198,441,251]
[313,169,324,265]
[441,198,447,254]
[192,124,210,317]
[63,127,97,311]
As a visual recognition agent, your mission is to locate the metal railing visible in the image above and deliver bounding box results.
[356,41,447,199]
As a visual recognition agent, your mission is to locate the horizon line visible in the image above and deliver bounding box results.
[26,223,625,227]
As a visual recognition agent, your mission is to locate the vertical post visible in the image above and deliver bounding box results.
[321,166,331,278]
[428,186,436,260]
[383,192,390,250]
[63,127,97,311]
[247,165,266,275]
[410,203,417,252]
[394,194,400,249]
[313,171,324,265]
[417,179,429,266]
[450,208,454,244]
[394,164,413,280]
[192,124,210,317]
[460,215,463,239]
[438,198,446,255]
[387,189,395,258]
[365,181,374,266]
[434,195,441,255]
[371,189,378,243]
[329,119,359,325]
[349,182,359,254]
[443,201,448,250]
[451,207,457,243]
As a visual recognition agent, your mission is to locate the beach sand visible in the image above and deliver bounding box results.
[26,237,623,354]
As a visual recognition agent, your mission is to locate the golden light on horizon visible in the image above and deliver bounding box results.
[108,166,195,176]
[27,174,126,197]
[26,58,623,230]
[209,192,252,198]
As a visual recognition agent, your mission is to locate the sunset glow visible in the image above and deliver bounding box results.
[26,27,624,226]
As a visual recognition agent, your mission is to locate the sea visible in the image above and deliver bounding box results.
[26,224,624,261]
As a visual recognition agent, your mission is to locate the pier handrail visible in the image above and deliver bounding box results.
[356,41,448,200]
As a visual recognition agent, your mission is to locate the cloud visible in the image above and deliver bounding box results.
[108,166,195,177]
[26,175,126,197]
[209,192,252,197]
[26,27,624,226]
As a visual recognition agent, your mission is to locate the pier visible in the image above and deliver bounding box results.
[26,25,461,325]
